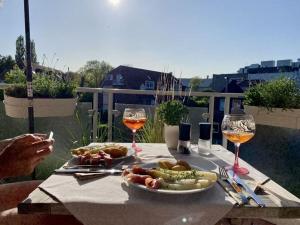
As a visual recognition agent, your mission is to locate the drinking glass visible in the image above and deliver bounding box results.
[123,108,147,153]
[221,114,255,175]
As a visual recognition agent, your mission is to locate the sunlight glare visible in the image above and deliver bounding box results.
[109,0,121,7]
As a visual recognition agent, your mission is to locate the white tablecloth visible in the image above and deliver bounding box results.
[39,144,254,225]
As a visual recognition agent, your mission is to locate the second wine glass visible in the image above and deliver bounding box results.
[123,108,147,153]
[221,114,255,175]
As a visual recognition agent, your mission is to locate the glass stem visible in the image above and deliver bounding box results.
[132,130,136,148]
[233,143,240,169]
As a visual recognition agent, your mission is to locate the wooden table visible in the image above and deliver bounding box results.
[18,144,300,220]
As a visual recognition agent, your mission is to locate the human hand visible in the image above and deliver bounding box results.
[0,133,48,152]
[0,134,54,179]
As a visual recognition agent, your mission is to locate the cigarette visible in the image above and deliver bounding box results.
[49,131,53,140]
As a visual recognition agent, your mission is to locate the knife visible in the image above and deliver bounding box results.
[63,165,104,169]
[55,168,122,175]
[63,160,126,170]
[227,170,265,207]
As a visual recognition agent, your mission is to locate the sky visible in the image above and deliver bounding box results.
[0,0,300,78]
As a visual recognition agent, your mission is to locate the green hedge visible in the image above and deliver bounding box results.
[244,77,300,110]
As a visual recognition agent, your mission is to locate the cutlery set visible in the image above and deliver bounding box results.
[219,167,266,207]
[55,160,126,179]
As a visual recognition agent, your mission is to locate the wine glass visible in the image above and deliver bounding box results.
[123,108,147,153]
[221,114,255,175]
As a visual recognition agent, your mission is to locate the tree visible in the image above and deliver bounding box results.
[78,60,113,87]
[30,40,38,64]
[15,35,38,69]
[15,35,25,69]
[0,55,15,80]
[190,76,202,91]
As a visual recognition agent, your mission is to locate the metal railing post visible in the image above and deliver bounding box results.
[209,96,215,146]
[92,92,98,142]
[223,96,231,148]
[107,92,113,142]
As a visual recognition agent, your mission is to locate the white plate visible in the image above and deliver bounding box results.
[70,144,135,166]
[124,163,216,194]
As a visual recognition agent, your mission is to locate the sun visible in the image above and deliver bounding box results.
[109,0,121,7]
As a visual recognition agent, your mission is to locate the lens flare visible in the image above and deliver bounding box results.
[109,0,120,7]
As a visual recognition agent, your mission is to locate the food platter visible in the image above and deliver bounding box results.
[70,143,135,166]
[87,143,135,161]
[123,162,217,195]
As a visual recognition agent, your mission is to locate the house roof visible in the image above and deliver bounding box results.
[180,78,190,87]
[101,65,180,90]
[222,79,262,93]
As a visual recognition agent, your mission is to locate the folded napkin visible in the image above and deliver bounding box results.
[73,173,108,181]
[39,143,235,225]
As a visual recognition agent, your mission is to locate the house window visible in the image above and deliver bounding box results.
[108,74,113,80]
[145,80,155,90]
[113,74,124,85]
[116,74,123,82]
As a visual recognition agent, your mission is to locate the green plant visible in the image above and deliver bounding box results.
[5,83,27,97]
[97,124,108,142]
[185,96,209,107]
[4,68,76,98]
[244,77,300,110]
[4,66,26,84]
[66,110,91,147]
[0,55,15,80]
[157,100,188,125]
[137,112,164,143]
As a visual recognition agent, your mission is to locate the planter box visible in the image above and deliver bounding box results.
[244,105,300,129]
[3,94,77,118]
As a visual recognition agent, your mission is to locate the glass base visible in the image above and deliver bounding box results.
[132,143,142,153]
[225,165,249,175]
[134,146,142,153]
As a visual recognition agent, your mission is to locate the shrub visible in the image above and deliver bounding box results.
[5,83,27,98]
[4,68,76,98]
[157,100,188,125]
[244,77,300,110]
[4,66,26,84]
[185,96,209,107]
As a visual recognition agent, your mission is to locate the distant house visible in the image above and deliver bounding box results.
[212,73,248,92]
[100,65,184,109]
[220,79,262,93]
[213,58,300,93]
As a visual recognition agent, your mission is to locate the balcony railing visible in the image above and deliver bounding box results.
[76,87,244,148]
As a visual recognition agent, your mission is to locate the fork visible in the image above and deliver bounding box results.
[219,167,249,205]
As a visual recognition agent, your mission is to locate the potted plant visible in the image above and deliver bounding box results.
[3,67,77,118]
[157,100,188,149]
[244,77,300,129]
